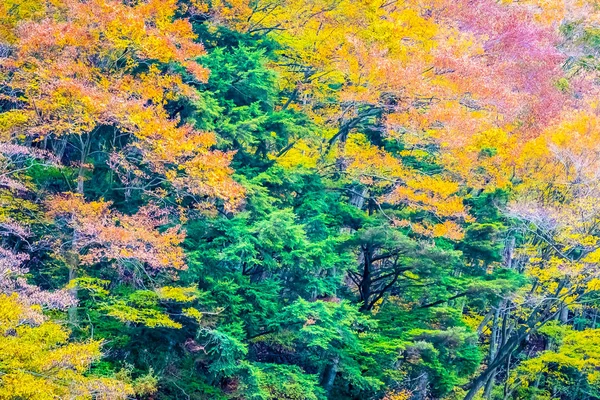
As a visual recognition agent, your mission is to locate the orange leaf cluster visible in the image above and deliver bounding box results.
[47,194,186,272]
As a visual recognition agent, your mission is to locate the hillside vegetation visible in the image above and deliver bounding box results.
[1,1,600,399]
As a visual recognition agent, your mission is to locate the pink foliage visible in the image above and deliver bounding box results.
[438,0,568,129]
[0,247,76,310]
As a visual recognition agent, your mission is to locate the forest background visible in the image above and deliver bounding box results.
[1,1,600,399]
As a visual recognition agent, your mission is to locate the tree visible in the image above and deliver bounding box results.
[0,0,243,209]
[3,0,600,399]
[509,324,600,399]
[462,107,600,400]
[0,293,138,399]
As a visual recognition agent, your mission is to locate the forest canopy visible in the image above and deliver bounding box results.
[1,0,600,399]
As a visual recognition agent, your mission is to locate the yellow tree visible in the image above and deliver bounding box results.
[507,325,600,398]
[462,106,600,400]
[0,293,139,399]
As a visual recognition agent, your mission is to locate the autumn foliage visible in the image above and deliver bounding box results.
[1,0,600,399]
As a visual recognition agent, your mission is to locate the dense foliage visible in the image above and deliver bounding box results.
[1,0,600,399]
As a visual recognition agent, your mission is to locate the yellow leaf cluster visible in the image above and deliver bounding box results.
[0,294,133,399]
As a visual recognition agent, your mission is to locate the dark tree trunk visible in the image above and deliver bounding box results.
[358,246,372,311]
